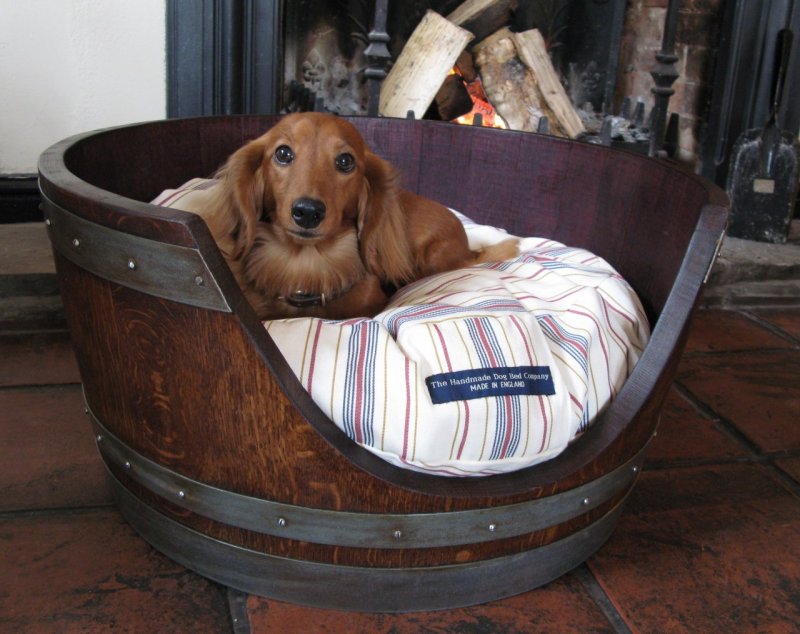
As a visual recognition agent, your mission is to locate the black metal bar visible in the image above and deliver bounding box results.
[216,0,244,115]
[365,0,391,117]
[648,0,681,157]
[166,0,282,117]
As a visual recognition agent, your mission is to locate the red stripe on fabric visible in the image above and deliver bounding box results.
[156,189,186,206]
[353,326,369,444]
[435,323,471,460]
[457,401,470,460]
[509,315,535,364]
[306,320,324,393]
[517,286,584,304]
[426,272,473,294]
[544,314,589,358]
[500,395,514,458]
[402,358,411,462]
[433,324,454,371]
[570,308,610,380]
[538,395,549,452]
[603,299,637,326]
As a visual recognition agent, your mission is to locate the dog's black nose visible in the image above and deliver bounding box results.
[291,198,326,229]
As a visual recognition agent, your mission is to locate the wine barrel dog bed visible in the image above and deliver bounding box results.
[38,115,727,612]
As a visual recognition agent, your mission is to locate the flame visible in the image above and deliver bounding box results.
[449,68,506,129]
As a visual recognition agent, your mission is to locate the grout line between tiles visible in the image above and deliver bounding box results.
[0,503,118,521]
[680,347,799,361]
[227,588,252,634]
[764,461,800,499]
[0,381,82,393]
[670,381,720,423]
[740,309,800,347]
[672,380,765,459]
[644,451,800,473]
[573,564,633,634]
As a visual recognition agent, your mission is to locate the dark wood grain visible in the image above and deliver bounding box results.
[39,115,728,563]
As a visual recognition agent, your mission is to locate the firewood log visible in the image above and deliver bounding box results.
[474,27,585,138]
[473,29,545,132]
[379,11,474,119]
[447,0,516,45]
[513,29,585,138]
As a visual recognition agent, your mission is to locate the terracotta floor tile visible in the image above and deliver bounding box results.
[683,310,790,353]
[588,463,800,633]
[677,350,800,453]
[245,571,615,633]
[0,508,231,632]
[775,457,800,484]
[646,387,749,466]
[755,310,800,342]
[0,331,80,387]
[0,386,111,511]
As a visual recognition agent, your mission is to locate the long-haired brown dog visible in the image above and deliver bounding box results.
[192,112,518,320]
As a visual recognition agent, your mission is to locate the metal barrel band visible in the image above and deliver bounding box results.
[110,468,631,612]
[42,198,230,312]
[90,405,646,550]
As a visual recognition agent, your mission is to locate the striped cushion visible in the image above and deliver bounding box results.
[155,181,649,476]
[266,213,650,476]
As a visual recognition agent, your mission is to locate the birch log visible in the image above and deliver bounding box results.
[379,11,474,119]
[447,0,515,44]
[473,29,544,132]
[513,29,585,138]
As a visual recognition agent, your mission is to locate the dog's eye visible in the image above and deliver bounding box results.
[335,153,355,173]
[274,145,295,165]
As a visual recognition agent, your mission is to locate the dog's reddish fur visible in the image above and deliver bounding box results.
[192,112,517,319]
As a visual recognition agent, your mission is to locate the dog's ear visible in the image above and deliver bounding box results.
[223,137,270,259]
[358,151,414,285]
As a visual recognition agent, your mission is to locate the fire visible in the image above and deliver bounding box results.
[449,68,506,129]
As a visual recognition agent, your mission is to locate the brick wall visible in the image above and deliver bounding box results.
[616,0,724,165]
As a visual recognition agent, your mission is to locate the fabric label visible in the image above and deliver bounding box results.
[425,366,555,404]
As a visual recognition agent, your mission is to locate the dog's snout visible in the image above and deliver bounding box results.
[291,198,326,229]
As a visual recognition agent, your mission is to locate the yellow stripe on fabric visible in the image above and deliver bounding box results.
[424,322,465,463]
[297,319,316,386]
[410,362,419,462]
[380,331,391,451]
[329,327,345,416]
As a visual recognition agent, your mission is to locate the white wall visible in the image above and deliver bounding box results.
[0,0,167,174]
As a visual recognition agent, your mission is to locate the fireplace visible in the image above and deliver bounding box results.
[167,1,626,120]
[279,1,627,121]
[166,0,799,182]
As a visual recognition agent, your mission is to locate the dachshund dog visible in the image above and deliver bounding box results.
[190,112,518,320]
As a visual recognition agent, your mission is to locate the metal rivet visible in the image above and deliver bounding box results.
[127,259,136,270]
[393,530,403,540]
[583,497,590,506]
[488,523,497,532]
[72,238,80,247]
[632,465,639,474]
[123,461,131,470]
[84,407,89,415]
[95,434,103,443]
[45,218,52,227]
[277,517,287,527]
[177,490,186,499]
[194,275,205,286]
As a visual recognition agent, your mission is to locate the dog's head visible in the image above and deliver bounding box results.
[222,113,368,251]
[220,112,414,284]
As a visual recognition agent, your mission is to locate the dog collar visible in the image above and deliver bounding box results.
[278,284,356,308]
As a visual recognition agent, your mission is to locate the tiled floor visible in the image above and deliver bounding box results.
[1,308,798,633]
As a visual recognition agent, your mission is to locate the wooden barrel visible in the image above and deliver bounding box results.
[38,115,727,612]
